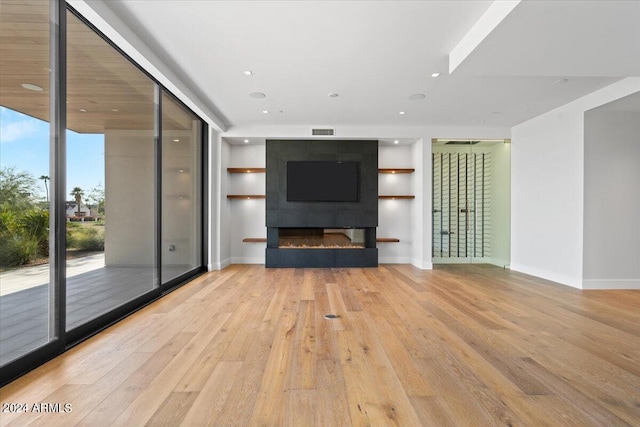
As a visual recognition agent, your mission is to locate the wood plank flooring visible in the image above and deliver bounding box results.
[1,264,639,426]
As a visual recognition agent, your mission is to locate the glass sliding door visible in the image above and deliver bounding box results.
[432,139,510,266]
[65,10,158,330]
[0,1,207,386]
[161,93,203,284]
[0,0,55,367]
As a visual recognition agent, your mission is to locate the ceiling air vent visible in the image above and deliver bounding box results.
[312,128,335,136]
[445,140,480,145]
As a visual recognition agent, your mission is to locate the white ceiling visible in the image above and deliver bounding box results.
[99,0,639,130]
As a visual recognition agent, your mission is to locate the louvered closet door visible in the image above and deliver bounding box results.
[432,150,491,263]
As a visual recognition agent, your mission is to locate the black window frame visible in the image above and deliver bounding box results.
[0,0,209,387]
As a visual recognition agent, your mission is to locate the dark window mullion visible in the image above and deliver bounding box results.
[50,0,66,346]
[155,85,162,289]
[201,122,209,269]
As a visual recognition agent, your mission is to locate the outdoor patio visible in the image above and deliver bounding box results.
[0,257,186,366]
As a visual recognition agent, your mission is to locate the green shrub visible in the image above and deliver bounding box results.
[19,210,49,256]
[0,234,38,268]
[67,226,104,251]
[0,209,48,267]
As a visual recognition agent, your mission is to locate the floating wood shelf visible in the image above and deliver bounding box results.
[378,195,415,200]
[376,238,400,243]
[227,167,266,173]
[243,238,267,243]
[378,168,415,174]
[227,195,266,199]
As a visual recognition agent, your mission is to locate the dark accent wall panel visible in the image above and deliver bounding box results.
[266,140,378,228]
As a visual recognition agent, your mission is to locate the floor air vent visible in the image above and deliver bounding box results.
[312,128,335,136]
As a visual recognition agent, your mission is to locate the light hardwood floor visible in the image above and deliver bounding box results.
[1,264,639,426]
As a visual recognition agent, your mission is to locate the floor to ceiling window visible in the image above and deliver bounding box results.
[162,92,202,284]
[0,0,54,367]
[65,10,158,331]
[0,0,207,386]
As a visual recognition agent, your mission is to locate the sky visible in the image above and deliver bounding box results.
[0,106,105,200]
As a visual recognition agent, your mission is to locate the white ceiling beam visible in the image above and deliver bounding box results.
[449,0,521,75]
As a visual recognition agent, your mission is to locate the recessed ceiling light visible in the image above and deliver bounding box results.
[554,78,569,84]
[431,73,441,78]
[262,110,269,114]
[399,111,406,115]
[394,140,399,145]
[243,70,253,76]
[250,92,266,99]
[111,108,119,112]
[244,139,249,143]
[408,93,425,101]
[21,83,43,91]
[179,169,184,173]
[173,139,180,142]
[79,108,87,112]
[328,93,339,98]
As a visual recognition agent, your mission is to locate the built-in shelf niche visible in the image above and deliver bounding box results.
[227,168,266,174]
[378,168,414,174]
[376,237,400,242]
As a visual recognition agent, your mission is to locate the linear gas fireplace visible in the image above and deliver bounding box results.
[266,226,377,267]
[279,228,366,249]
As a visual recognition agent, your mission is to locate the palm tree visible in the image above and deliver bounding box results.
[39,175,49,202]
[70,187,84,216]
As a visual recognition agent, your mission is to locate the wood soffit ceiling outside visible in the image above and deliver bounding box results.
[0,0,193,134]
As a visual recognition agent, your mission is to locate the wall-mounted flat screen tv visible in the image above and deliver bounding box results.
[287,161,359,202]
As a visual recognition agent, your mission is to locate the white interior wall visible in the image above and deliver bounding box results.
[219,140,231,268]
[378,145,414,264]
[412,140,426,268]
[583,109,640,289]
[207,129,219,271]
[511,78,640,288]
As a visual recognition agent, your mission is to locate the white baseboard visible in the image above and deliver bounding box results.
[582,279,640,290]
[379,256,412,264]
[409,259,433,270]
[509,263,581,289]
[230,257,265,265]
[219,258,232,269]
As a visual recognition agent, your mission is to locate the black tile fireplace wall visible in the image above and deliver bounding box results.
[265,139,378,267]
